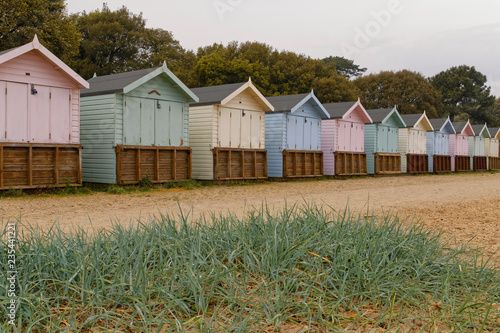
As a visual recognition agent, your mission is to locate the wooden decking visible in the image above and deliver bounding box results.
[283,150,323,178]
[335,152,367,176]
[116,145,191,185]
[407,154,428,174]
[473,156,487,172]
[213,148,267,181]
[374,153,401,175]
[489,157,500,171]
[455,155,471,172]
[433,155,452,173]
[0,143,81,190]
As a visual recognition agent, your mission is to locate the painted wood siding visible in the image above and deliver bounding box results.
[365,124,377,174]
[189,105,215,180]
[321,119,337,175]
[426,132,435,173]
[265,113,285,177]
[80,94,118,183]
[398,128,409,173]
[366,124,398,174]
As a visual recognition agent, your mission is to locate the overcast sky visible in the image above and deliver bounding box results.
[66,0,500,97]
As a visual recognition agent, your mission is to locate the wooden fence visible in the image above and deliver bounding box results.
[334,152,367,176]
[283,150,323,178]
[213,148,267,181]
[489,157,500,171]
[374,153,401,175]
[455,155,470,172]
[433,155,452,173]
[116,145,191,185]
[0,143,81,190]
[407,154,428,174]
[473,156,487,172]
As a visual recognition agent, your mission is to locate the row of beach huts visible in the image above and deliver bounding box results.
[0,37,499,190]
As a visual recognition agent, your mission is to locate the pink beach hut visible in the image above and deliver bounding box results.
[0,36,89,189]
[450,121,474,172]
[321,99,373,176]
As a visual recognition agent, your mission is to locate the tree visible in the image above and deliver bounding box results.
[312,75,360,103]
[72,5,148,79]
[0,0,80,61]
[430,65,496,123]
[354,70,443,117]
[323,56,367,78]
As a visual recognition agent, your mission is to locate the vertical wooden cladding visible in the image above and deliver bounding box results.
[334,152,367,176]
[473,156,487,171]
[433,155,452,173]
[213,148,267,181]
[283,150,323,178]
[407,154,428,174]
[115,145,191,184]
[455,156,471,172]
[374,153,401,175]
[0,143,81,189]
[489,157,500,170]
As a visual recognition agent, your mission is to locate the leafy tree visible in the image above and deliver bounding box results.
[323,56,367,78]
[354,70,443,117]
[492,98,500,127]
[430,65,496,123]
[0,0,80,61]
[72,5,148,78]
[312,75,360,103]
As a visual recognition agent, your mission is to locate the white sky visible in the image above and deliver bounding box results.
[66,0,500,97]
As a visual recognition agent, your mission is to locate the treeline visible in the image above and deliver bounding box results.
[1,1,499,125]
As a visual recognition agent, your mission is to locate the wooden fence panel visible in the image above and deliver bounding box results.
[374,153,401,175]
[0,143,81,190]
[334,152,367,176]
[489,157,500,171]
[283,150,323,178]
[455,155,471,172]
[433,155,452,173]
[116,145,191,184]
[473,156,487,172]
[407,154,428,174]
[213,148,267,181]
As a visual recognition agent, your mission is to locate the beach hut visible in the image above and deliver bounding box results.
[80,62,198,184]
[265,91,329,178]
[0,36,89,189]
[364,107,406,175]
[469,124,489,171]
[189,79,274,181]
[399,112,434,174]
[321,99,373,176]
[450,121,474,171]
[427,117,455,173]
[487,127,500,170]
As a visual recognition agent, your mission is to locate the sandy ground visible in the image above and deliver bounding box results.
[1,172,499,263]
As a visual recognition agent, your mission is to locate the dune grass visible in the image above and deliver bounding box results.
[1,203,499,332]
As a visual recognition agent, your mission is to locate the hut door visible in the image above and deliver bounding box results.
[240,109,260,149]
[303,117,312,150]
[351,123,364,152]
[218,107,241,148]
[155,100,170,146]
[337,121,351,151]
[249,111,261,149]
[123,97,141,145]
[29,85,50,143]
[5,82,28,142]
[287,115,305,150]
[295,117,305,150]
[388,128,398,153]
[309,118,320,150]
[49,87,71,143]
[169,102,183,147]
[140,99,155,146]
[377,126,388,152]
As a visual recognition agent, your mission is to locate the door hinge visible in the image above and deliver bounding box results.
[69,134,71,141]
[69,94,71,101]
[49,92,52,99]
[140,137,142,143]
[49,133,51,139]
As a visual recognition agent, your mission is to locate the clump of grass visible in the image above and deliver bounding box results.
[1,204,499,332]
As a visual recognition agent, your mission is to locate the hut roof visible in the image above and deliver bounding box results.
[452,121,475,136]
[190,78,274,111]
[366,107,406,127]
[401,114,422,127]
[323,101,358,119]
[81,62,198,102]
[471,124,490,138]
[429,117,456,134]
[0,35,88,89]
[489,127,500,139]
[266,91,329,118]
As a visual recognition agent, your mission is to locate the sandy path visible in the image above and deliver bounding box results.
[1,173,499,262]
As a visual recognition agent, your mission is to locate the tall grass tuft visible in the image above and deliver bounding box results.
[1,203,499,332]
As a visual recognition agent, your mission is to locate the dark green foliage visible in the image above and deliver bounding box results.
[323,56,367,78]
[355,70,443,117]
[430,65,496,124]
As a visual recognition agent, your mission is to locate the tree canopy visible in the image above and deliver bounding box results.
[430,65,496,124]
[354,70,443,118]
[322,56,367,78]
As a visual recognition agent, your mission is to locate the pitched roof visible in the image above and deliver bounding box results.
[489,127,500,139]
[0,35,88,88]
[81,63,198,102]
[452,121,467,132]
[81,68,156,96]
[265,91,329,118]
[366,108,394,123]
[471,124,489,137]
[190,82,247,106]
[189,79,274,111]
[323,101,358,119]
[266,93,310,112]
[401,114,422,127]
[429,118,447,130]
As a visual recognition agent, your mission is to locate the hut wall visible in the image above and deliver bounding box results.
[265,113,285,177]
[321,119,337,175]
